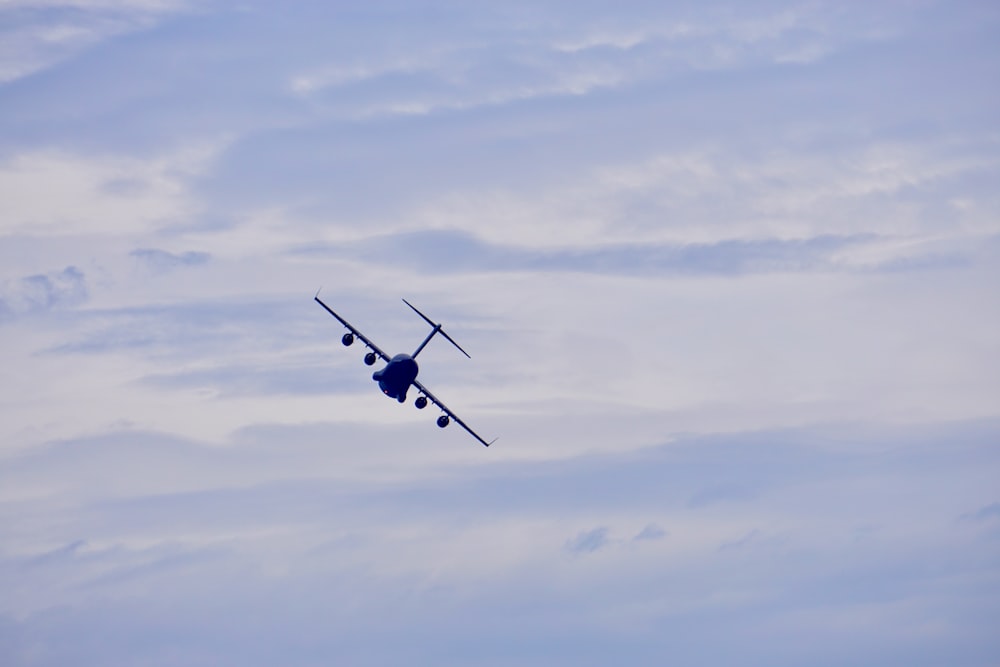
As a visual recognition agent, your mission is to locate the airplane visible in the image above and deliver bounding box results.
[315,292,497,447]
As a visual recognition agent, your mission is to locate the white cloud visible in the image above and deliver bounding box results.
[394,138,999,253]
[289,59,427,96]
[0,265,86,320]
[0,0,190,84]
[1,1,999,664]
[282,3,878,121]
[0,144,220,237]
[2,420,997,663]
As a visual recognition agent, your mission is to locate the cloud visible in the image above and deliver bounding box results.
[0,148,213,236]
[0,265,86,321]
[283,1,886,121]
[293,228,978,277]
[719,528,762,552]
[43,297,312,357]
[25,540,88,568]
[1,2,999,665]
[139,362,368,397]
[633,524,667,541]
[565,527,610,554]
[2,419,998,665]
[961,502,1000,523]
[687,484,756,508]
[0,0,189,85]
[130,247,210,272]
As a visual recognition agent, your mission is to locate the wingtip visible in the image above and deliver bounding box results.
[315,286,323,299]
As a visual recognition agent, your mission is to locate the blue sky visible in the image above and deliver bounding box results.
[1,1,999,664]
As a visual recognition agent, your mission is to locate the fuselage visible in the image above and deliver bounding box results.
[372,354,419,403]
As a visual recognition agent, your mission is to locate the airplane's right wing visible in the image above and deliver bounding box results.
[412,378,497,447]
[314,293,390,362]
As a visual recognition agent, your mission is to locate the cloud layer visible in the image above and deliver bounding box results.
[1,1,998,665]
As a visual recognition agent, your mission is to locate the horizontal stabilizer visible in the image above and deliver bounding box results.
[403,298,471,359]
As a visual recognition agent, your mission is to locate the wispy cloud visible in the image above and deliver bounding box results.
[130,247,210,272]
[139,362,368,397]
[719,528,762,551]
[0,265,86,321]
[633,524,667,541]
[293,229,968,276]
[24,539,88,568]
[687,484,756,509]
[1,1,999,664]
[42,298,312,357]
[0,0,190,84]
[1,420,997,663]
[565,527,610,554]
[0,147,215,236]
[961,502,1000,523]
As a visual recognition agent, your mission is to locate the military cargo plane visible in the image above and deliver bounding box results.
[315,292,496,447]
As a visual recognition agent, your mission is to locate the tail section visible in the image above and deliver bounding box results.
[404,298,471,359]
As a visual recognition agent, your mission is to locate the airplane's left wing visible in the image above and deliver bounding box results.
[412,378,496,447]
[314,293,390,362]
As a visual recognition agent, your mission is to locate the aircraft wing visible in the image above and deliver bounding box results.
[412,379,496,448]
[314,294,391,362]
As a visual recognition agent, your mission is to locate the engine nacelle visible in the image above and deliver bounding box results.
[342,333,354,346]
[364,352,377,366]
[415,396,428,409]
[437,415,450,428]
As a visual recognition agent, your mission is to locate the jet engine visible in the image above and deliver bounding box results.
[364,352,377,366]
[342,333,354,346]
[437,415,450,428]
[415,396,428,409]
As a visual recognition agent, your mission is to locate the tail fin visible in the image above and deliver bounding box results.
[403,298,471,359]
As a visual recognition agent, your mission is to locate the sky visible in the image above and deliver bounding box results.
[1,1,999,664]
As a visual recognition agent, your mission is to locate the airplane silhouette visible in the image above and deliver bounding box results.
[315,292,496,447]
